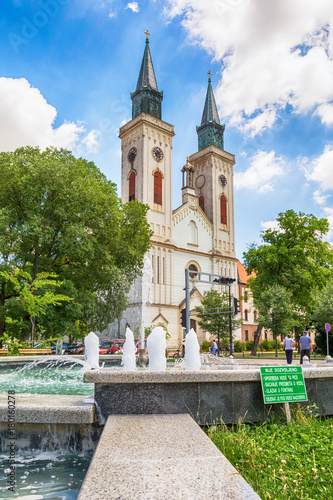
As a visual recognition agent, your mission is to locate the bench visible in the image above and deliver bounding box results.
[18,348,52,355]
[0,349,9,355]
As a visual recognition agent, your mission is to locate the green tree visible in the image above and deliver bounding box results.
[0,269,72,339]
[312,277,333,355]
[256,284,293,356]
[195,289,241,351]
[0,147,152,338]
[244,210,333,354]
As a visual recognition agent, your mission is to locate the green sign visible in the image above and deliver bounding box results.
[260,366,307,404]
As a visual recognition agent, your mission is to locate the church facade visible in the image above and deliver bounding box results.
[106,34,240,347]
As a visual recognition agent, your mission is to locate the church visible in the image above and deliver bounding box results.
[106,33,240,348]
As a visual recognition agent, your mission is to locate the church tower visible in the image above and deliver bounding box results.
[118,32,175,333]
[189,73,237,280]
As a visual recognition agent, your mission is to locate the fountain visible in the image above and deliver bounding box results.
[147,326,166,371]
[84,331,100,369]
[121,327,136,371]
[138,255,153,367]
[184,328,201,371]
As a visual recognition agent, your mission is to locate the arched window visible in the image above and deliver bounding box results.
[188,264,198,279]
[253,310,257,321]
[199,195,205,212]
[245,330,249,342]
[220,195,227,225]
[129,171,135,201]
[244,309,248,321]
[188,221,198,245]
[154,171,162,205]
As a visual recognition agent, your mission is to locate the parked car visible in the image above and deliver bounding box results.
[99,339,115,355]
[64,343,85,355]
[134,339,147,354]
[106,340,125,354]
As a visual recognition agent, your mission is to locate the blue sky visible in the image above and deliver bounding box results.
[1,0,333,261]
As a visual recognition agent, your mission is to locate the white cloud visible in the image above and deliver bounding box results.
[304,145,333,191]
[313,189,329,206]
[126,2,139,13]
[260,219,280,233]
[315,103,333,125]
[0,77,99,153]
[164,0,333,134]
[234,150,286,192]
[323,206,333,240]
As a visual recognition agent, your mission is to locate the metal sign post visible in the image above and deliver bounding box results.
[325,323,330,357]
[184,270,236,355]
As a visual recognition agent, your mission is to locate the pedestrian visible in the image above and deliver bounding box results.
[211,340,218,356]
[299,331,312,364]
[282,334,295,365]
[260,344,264,357]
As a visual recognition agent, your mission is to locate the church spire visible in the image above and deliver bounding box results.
[196,72,225,151]
[131,31,163,120]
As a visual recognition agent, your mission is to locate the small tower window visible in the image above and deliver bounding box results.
[154,171,162,205]
[199,195,205,212]
[188,221,198,245]
[129,171,136,201]
[220,195,227,225]
[244,309,248,321]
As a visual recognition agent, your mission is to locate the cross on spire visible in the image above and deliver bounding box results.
[207,70,212,80]
[145,29,150,39]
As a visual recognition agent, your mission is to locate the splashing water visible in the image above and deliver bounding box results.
[0,358,94,395]
[85,331,100,369]
[121,327,137,371]
[147,327,166,371]
[184,329,201,371]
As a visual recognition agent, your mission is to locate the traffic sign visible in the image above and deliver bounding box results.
[325,323,330,332]
[260,366,307,404]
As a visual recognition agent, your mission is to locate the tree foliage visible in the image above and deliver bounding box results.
[256,284,293,356]
[243,210,333,353]
[195,289,241,349]
[312,277,333,355]
[0,147,152,338]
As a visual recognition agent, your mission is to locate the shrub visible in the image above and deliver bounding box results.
[201,340,211,352]
[233,340,244,352]
[245,340,254,351]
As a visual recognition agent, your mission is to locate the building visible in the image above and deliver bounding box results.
[106,33,240,347]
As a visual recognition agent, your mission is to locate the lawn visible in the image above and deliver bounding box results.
[208,406,333,499]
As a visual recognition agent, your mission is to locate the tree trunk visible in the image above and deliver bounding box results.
[251,325,263,355]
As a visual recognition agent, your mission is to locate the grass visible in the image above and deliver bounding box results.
[207,406,333,500]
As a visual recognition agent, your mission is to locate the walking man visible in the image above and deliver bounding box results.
[282,334,295,364]
[299,331,312,364]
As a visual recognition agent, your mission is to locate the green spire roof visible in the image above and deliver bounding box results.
[200,75,221,125]
[131,32,163,120]
[196,73,225,151]
[136,37,158,91]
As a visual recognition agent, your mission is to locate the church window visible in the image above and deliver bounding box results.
[244,309,248,321]
[199,195,205,211]
[190,319,197,332]
[154,171,162,205]
[245,330,249,342]
[220,195,227,225]
[157,256,160,284]
[253,310,257,321]
[188,221,198,245]
[129,171,135,201]
[188,264,198,280]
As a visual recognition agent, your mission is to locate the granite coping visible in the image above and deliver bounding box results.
[78,414,260,500]
[83,366,333,384]
[0,393,95,424]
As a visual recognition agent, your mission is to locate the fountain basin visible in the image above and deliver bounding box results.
[84,367,333,425]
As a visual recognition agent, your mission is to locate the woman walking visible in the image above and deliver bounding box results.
[282,334,295,364]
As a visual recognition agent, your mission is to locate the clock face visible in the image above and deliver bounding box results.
[219,175,227,187]
[128,147,137,163]
[152,147,164,162]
